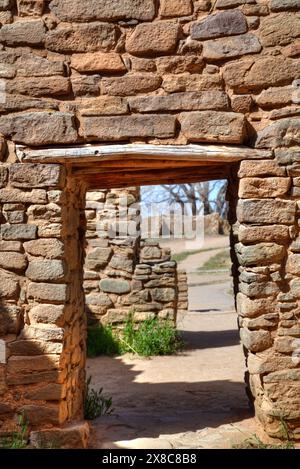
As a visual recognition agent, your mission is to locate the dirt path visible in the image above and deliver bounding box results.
[87,237,258,449]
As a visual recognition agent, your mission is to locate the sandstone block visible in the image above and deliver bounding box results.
[24,239,64,259]
[101,74,161,96]
[129,91,229,113]
[260,13,300,47]
[16,54,64,78]
[223,56,300,92]
[71,75,100,97]
[17,0,44,16]
[235,242,285,266]
[180,111,245,143]
[6,76,71,97]
[270,0,300,10]
[239,281,279,297]
[21,403,67,426]
[263,369,300,383]
[1,223,37,240]
[255,86,293,109]
[99,279,131,294]
[240,328,272,352]
[237,292,274,317]
[0,94,58,113]
[216,0,256,7]
[25,383,66,401]
[26,260,66,282]
[202,34,261,60]
[85,293,113,307]
[231,95,253,113]
[9,164,65,189]
[109,255,133,273]
[162,74,223,93]
[238,160,286,177]
[45,23,117,53]
[30,422,89,449]
[239,177,291,198]
[160,0,192,17]
[8,355,60,374]
[0,252,27,271]
[78,97,128,117]
[152,288,175,302]
[156,55,204,74]
[20,324,64,342]
[238,225,290,244]
[0,241,22,252]
[237,199,296,224]
[0,269,20,299]
[286,253,300,274]
[28,304,65,326]
[0,112,77,146]
[191,10,247,40]
[50,0,155,22]
[0,19,45,46]
[85,247,112,269]
[71,52,125,73]
[0,304,22,335]
[80,115,176,140]
[126,22,181,57]
[8,340,63,356]
[256,119,300,149]
[27,282,69,303]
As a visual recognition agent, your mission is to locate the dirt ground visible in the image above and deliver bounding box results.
[87,235,258,449]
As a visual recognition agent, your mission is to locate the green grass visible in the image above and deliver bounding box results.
[198,249,231,271]
[120,314,184,357]
[172,247,221,263]
[84,376,114,420]
[87,324,121,357]
[0,413,28,449]
[87,314,184,358]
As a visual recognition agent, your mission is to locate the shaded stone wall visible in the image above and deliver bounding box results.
[84,188,187,326]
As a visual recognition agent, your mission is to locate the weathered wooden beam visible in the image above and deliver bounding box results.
[79,165,230,190]
[16,143,273,164]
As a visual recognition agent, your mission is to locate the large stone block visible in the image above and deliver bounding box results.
[45,22,117,53]
[156,55,204,74]
[50,0,155,21]
[270,0,300,11]
[191,10,247,40]
[85,247,112,269]
[28,304,65,326]
[162,74,223,93]
[101,74,162,96]
[25,383,66,401]
[7,355,60,374]
[202,34,261,60]
[180,111,245,143]
[256,119,300,149]
[30,422,90,449]
[240,328,273,352]
[260,13,300,47]
[16,53,64,78]
[0,112,77,146]
[239,281,279,297]
[238,160,286,178]
[24,239,64,259]
[286,253,300,274]
[0,19,45,46]
[126,22,181,56]
[99,279,131,294]
[238,225,290,244]
[8,340,63,356]
[236,292,274,318]
[80,115,176,140]
[0,188,47,204]
[78,97,128,117]
[129,91,230,113]
[235,242,285,266]
[238,177,291,198]
[9,164,65,189]
[85,293,113,307]
[71,52,125,73]
[20,324,64,342]
[255,86,294,109]
[0,252,27,271]
[152,288,175,302]
[26,260,66,282]
[0,269,20,299]
[27,282,69,303]
[21,403,67,426]
[237,199,296,224]
[6,77,71,97]
[160,0,192,17]
[223,56,300,92]
[1,223,37,240]
[109,255,134,273]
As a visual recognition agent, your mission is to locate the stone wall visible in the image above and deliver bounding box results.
[84,188,187,326]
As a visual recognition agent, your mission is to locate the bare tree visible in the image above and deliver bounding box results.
[142,180,228,219]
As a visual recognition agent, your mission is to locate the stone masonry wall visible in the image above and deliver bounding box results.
[0,0,299,447]
[84,188,187,327]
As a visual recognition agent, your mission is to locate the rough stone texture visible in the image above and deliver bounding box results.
[239,177,291,198]
[180,111,245,143]
[202,34,261,60]
[256,119,300,149]
[101,75,162,96]
[160,0,192,17]
[237,199,296,224]
[0,20,45,46]
[71,53,125,73]
[191,10,248,40]
[126,22,181,57]
[50,0,156,22]
[259,13,300,47]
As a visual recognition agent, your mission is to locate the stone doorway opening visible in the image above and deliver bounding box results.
[84,178,256,449]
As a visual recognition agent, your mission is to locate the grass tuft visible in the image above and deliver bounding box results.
[84,376,114,420]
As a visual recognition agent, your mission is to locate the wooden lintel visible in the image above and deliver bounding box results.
[16,143,273,164]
